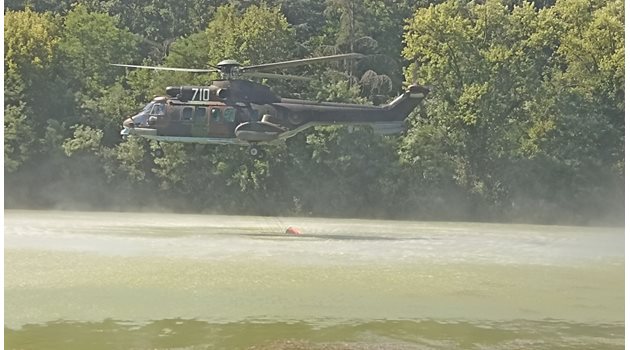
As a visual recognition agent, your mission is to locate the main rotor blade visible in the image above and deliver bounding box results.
[242,53,364,72]
[242,72,313,81]
[110,63,219,73]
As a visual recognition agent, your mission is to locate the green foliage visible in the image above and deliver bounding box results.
[102,136,150,182]
[3,0,624,224]
[206,4,296,65]
[5,0,76,13]
[58,4,140,93]
[4,9,61,171]
[165,31,211,69]
[4,9,59,107]
[402,0,623,221]
[83,0,219,43]
[297,126,405,217]
[315,78,366,103]
[272,0,327,46]
[4,103,37,172]
[404,0,551,212]
[83,83,144,143]
[62,125,104,156]
[4,8,58,73]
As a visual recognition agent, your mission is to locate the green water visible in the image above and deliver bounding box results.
[4,210,624,349]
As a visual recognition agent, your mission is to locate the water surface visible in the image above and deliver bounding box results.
[4,210,624,349]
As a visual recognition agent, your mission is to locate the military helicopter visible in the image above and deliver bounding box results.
[113,53,429,157]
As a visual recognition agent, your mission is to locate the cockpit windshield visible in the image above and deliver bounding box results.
[142,102,155,113]
[129,102,155,127]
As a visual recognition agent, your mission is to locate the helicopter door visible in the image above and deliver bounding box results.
[223,107,237,135]
[191,107,208,137]
[223,107,238,137]
[209,107,232,137]
[165,106,194,136]
[148,102,166,127]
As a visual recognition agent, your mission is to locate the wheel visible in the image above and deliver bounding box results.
[247,146,266,159]
[288,113,304,126]
[155,148,165,157]
[248,146,259,157]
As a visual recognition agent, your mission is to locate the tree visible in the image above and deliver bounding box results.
[320,0,418,96]
[81,0,220,44]
[523,0,625,221]
[55,4,141,142]
[58,5,140,94]
[4,0,76,14]
[402,0,624,222]
[5,0,622,224]
[4,9,60,171]
[205,4,296,65]
[272,0,327,48]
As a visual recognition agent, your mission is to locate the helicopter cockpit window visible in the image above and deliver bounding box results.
[211,108,221,122]
[182,107,193,121]
[150,103,165,116]
[142,102,154,113]
[224,107,236,123]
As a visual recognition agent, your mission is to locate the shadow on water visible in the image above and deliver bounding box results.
[5,318,624,350]
[89,226,432,241]
[239,233,430,241]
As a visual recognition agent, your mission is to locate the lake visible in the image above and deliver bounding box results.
[4,210,624,349]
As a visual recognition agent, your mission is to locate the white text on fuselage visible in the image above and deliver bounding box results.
[191,88,212,101]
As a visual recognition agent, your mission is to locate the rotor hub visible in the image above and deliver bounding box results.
[216,59,242,80]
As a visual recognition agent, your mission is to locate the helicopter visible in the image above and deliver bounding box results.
[114,53,430,157]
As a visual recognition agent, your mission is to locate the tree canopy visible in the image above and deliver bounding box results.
[4,0,624,225]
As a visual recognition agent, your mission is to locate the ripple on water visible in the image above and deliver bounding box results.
[5,211,624,349]
[5,318,624,350]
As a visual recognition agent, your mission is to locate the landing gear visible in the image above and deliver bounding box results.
[247,145,265,159]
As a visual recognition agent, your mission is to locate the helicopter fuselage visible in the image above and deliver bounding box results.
[121,80,429,150]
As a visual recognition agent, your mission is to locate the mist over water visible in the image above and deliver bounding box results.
[4,210,624,349]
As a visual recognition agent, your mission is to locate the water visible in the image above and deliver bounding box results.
[4,210,624,349]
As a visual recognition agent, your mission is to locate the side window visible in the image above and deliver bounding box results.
[182,107,193,121]
[194,107,207,123]
[211,108,221,122]
[224,107,236,122]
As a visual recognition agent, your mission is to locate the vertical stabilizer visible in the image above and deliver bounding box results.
[384,85,430,120]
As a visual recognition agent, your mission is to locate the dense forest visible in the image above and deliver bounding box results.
[4,0,624,225]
